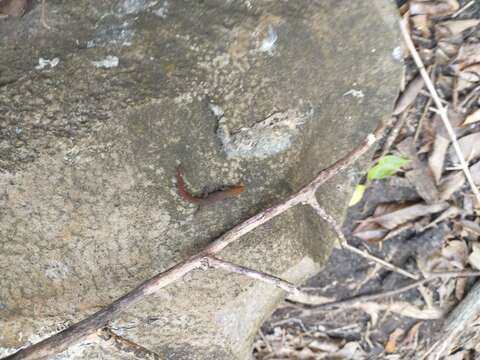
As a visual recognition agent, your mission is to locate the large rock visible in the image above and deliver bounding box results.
[0,0,401,359]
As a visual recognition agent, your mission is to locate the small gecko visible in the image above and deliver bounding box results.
[176,166,244,207]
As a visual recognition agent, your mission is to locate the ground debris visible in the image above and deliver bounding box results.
[257,1,480,358]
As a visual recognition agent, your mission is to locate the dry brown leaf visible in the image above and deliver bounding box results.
[388,302,444,319]
[405,167,439,203]
[436,41,460,65]
[412,15,431,37]
[462,108,480,126]
[461,219,480,235]
[446,351,470,360]
[449,132,480,163]
[393,75,425,115]
[417,249,447,274]
[400,322,422,350]
[468,242,480,270]
[429,134,450,184]
[353,203,411,242]
[333,342,366,359]
[438,278,456,307]
[422,206,461,230]
[451,43,480,72]
[458,64,480,83]
[442,240,468,268]
[371,202,449,230]
[410,0,459,16]
[455,277,467,300]
[436,19,480,38]
[439,171,465,200]
[385,328,405,354]
[0,0,26,17]
[433,109,464,134]
[308,338,341,353]
[470,160,480,185]
[382,222,414,242]
[353,228,389,243]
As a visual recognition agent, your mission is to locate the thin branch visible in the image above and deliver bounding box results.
[2,121,388,360]
[307,197,419,280]
[207,257,333,305]
[381,113,407,156]
[294,271,480,309]
[400,19,480,205]
[97,328,161,360]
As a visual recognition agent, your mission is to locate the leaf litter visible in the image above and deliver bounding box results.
[255,1,480,359]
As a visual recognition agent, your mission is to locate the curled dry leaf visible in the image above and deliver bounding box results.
[429,134,450,184]
[410,0,459,17]
[442,240,468,268]
[0,0,26,17]
[457,64,480,83]
[308,338,341,353]
[417,249,449,275]
[370,202,449,230]
[460,219,480,236]
[439,171,465,200]
[468,242,480,270]
[393,75,425,115]
[400,322,422,350]
[353,203,411,242]
[436,19,480,38]
[388,302,444,320]
[451,42,480,72]
[411,15,431,38]
[438,278,456,307]
[455,277,467,300]
[385,328,405,354]
[449,132,480,163]
[462,108,480,126]
[436,41,460,65]
[333,342,366,360]
[470,160,480,185]
[405,167,439,203]
[422,206,461,230]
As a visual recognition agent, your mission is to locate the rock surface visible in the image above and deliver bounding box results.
[0,0,401,359]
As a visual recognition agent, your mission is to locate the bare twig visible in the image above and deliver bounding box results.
[381,113,407,156]
[296,271,480,309]
[414,97,432,143]
[97,328,161,360]
[307,197,418,280]
[400,19,480,206]
[2,121,389,360]
[452,0,474,18]
[207,257,333,305]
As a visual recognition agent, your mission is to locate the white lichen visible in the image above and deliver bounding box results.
[392,46,404,62]
[209,103,224,118]
[153,0,168,18]
[217,105,313,159]
[92,55,119,69]
[343,89,365,98]
[258,26,278,55]
[35,57,60,70]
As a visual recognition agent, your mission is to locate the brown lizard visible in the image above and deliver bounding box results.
[176,166,244,207]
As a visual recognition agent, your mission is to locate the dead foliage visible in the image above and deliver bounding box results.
[256,1,480,358]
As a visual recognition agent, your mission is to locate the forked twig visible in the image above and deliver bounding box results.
[400,19,480,206]
[307,197,418,279]
[3,121,403,360]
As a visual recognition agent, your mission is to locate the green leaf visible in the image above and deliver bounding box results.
[367,155,410,181]
[349,184,366,207]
